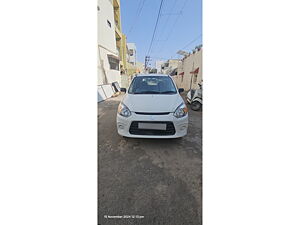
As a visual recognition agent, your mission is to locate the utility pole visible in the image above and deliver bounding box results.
[144,55,150,72]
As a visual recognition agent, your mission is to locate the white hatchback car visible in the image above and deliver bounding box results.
[116,74,188,138]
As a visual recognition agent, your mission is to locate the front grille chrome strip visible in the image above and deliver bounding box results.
[134,112,170,115]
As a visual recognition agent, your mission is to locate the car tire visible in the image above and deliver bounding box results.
[191,102,202,111]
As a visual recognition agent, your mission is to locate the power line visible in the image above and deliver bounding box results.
[155,0,179,41]
[128,0,147,34]
[146,0,165,56]
[151,35,202,65]
[150,0,190,56]
[161,12,182,16]
[150,56,170,60]
[181,35,202,50]
[169,34,202,59]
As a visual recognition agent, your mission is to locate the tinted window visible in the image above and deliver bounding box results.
[128,76,177,94]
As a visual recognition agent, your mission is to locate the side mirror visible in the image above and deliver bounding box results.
[120,88,126,93]
[178,88,184,93]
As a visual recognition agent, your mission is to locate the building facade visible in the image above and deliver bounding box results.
[97,0,120,86]
[161,59,181,75]
[173,47,202,90]
[127,43,137,66]
[98,0,130,102]
[113,0,129,88]
[125,43,144,85]
[97,0,129,102]
[97,0,128,84]
[155,60,164,74]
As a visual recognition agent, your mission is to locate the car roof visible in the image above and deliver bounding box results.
[136,73,169,77]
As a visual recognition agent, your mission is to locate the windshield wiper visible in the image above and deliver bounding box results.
[134,91,160,94]
[159,91,176,94]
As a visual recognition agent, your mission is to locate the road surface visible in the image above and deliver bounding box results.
[98,93,202,225]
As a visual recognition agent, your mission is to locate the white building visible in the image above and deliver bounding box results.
[97,0,120,86]
[155,60,164,73]
[127,43,137,66]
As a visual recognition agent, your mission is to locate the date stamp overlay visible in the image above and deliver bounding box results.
[103,215,145,219]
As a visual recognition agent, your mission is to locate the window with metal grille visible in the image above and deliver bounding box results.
[107,55,119,70]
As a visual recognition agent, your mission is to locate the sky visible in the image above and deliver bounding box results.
[120,0,202,67]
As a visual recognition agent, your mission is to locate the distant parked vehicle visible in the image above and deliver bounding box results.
[187,83,202,111]
[116,74,188,138]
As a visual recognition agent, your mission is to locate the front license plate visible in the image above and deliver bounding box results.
[138,123,167,130]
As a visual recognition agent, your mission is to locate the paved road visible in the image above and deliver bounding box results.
[98,93,202,225]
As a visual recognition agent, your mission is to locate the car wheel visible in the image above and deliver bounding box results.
[191,102,202,111]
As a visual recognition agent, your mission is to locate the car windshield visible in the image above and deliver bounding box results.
[128,76,177,94]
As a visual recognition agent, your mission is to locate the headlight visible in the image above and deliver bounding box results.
[118,102,131,117]
[173,103,188,118]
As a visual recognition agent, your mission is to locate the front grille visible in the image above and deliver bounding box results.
[129,121,176,136]
[135,112,170,115]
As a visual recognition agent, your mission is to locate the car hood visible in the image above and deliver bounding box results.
[122,94,184,113]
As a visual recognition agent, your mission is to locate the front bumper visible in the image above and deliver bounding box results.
[116,113,188,138]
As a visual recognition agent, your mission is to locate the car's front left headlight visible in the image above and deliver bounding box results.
[118,102,132,117]
[173,103,188,118]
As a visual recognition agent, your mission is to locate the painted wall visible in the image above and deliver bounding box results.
[174,48,202,90]
[98,0,117,52]
[97,0,120,86]
[98,46,121,85]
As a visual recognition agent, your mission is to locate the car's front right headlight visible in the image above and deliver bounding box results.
[118,102,132,117]
[173,103,188,118]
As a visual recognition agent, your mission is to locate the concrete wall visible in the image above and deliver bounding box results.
[174,48,202,90]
